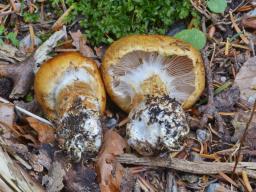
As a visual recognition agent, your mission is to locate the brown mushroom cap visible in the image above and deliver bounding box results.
[102,34,205,112]
[35,52,106,120]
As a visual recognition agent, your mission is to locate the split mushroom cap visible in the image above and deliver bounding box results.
[34,52,106,161]
[102,34,205,112]
[35,52,106,120]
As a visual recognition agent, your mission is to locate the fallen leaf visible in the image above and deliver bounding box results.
[0,78,13,99]
[12,124,39,145]
[29,149,52,172]
[231,110,256,148]
[206,0,227,13]
[244,128,256,150]
[70,30,96,58]
[94,46,107,59]
[42,161,65,192]
[64,163,100,192]
[174,28,206,50]
[214,86,240,112]
[234,56,256,105]
[96,130,127,192]
[241,16,256,29]
[0,103,15,130]
[26,117,55,144]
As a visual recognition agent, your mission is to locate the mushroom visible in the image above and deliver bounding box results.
[35,52,106,161]
[102,35,205,156]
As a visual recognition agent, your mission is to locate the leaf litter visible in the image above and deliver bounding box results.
[0,0,256,191]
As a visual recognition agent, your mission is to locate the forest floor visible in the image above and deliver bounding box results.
[0,0,256,192]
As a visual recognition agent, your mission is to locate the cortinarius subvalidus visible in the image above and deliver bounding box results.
[102,35,205,155]
[35,52,106,161]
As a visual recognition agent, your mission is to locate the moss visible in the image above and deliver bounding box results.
[52,0,197,46]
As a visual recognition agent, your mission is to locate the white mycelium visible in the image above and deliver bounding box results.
[127,95,189,156]
[58,107,102,162]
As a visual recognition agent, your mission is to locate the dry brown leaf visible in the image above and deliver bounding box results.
[11,124,39,145]
[241,16,256,29]
[231,110,256,149]
[94,46,107,59]
[26,117,55,144]
[234,56,256,105]
[64,164,100,191]
[29,150,52,172]
[70,30,96,58]
[42,161,65,192]
[96,130,127,192]
[0,103,15,130]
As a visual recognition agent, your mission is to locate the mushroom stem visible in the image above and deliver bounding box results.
[57,99,102,162]
[127,95,189,156]
[34,52,106,161]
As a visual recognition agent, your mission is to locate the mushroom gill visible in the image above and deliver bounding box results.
[109,51,195,110]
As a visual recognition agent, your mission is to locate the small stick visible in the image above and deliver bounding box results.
[0,10,14,16]
[218,171,238,187]
[0,97,53,126]
[29,24,35,51]
[52,5,74,31]
[242,171,253,192]
[229,11,249,44]
[200,46,225,137]
[118,154,256,179]
[118,117,129,127]
[8,0,17,12]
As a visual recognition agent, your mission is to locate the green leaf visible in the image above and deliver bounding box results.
[0,38,3,45]
[0,25,5,35]
[23,12,40,23]
[6,32,19,47]
[174,28,206,50]
[25,92,33,102]
[207,0,227,13]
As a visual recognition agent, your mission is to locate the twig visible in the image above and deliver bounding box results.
[199,46,226,138]
[190,0,226,31]
[29,24,35,52]
[0,97,53,126]
[117,154,256,179]
[229,11,249,44]
[190,0,210,19]
[52,5,74,31]
[242,171,253,192]
[34,26,67,72]
[0,10,14,16]
[232,100,256,174]
[8,0,17,12]
[218,171,238,187]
